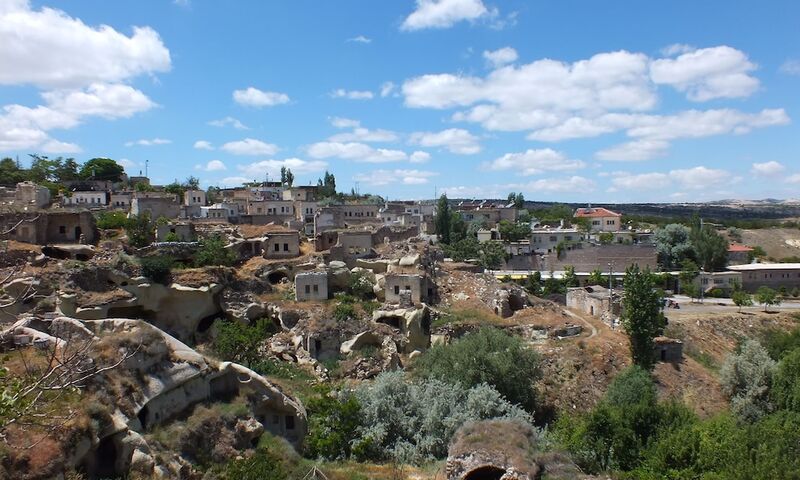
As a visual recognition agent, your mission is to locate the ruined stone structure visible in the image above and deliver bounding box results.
[14,181,51,208]
[385,274,428,305]
[654,337,683,363]
[328,230,374,265]
[567,286,617,318]
[130,194,181,220]
[262,231,300,258]
[295,272,329,301]
[156,223,196,242]
[0,211,98,245]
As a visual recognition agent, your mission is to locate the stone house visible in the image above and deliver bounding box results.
[63,190,108,208]
[328,230,374,265]
[156,223,196,242]
[200,202,239,220]
[262,231,300,258]
[726,263,800,292]
[281,186,318,202]
[110,192,132,210]
[530,227,584,254]
[247,200,294,217]
[0,211,97,245]
[14,182,50,208]
[727,243,754,265]
[455,200,518,227]
[183,189,206,207]
[653,337,683,363]
[385,274,430,305]
[314,204,380,234]
[566,285,618,319]
[295,272,329,301]
[130,193,181,220]
[574,206,621,232]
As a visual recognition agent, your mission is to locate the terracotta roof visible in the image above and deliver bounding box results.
[574,207,621,218]
[727,243,754,252]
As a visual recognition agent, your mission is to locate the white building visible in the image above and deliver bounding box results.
[63,191,107,207]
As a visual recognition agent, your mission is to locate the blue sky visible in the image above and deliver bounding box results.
[1,0,799,202]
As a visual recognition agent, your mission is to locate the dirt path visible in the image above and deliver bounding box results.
[562,308,598,338]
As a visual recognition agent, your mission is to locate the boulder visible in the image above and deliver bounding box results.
[373,305,431,353]
[234,418,264,449]
[340,331,384,355]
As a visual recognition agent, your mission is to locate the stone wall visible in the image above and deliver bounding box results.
[295,272,329,301]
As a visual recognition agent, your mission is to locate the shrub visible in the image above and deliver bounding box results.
[96,211,129,230]
[760,326,800,361]
[195,234,237,267]
[720,340,775,422]
[304,392,362,460]
[347,270,374,300]
[213,318,275,367]
[414,327,541,411]
[125,213,153,248]
[350,371,532,463]
[139,256,173,285]
[333,302,356,322]
[771,348,800,413]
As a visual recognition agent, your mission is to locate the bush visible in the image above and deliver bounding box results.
[720,340,775,422]
[139,256,173,285]
[125,213,153,248]
[213,318,275,367]
[350,371,532,463]
[96,211,129,230]
[760,326,800,361]
[195,234,237,267]
[771,348,800,413]
[414,327,541,411]
[304,392,362,460]
[333,302,356,322]
[347,270,374,300]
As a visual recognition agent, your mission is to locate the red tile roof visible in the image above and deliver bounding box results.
[728,243,754,252]
[574,207,621,218]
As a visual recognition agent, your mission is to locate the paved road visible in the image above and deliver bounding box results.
[667,294,800,313]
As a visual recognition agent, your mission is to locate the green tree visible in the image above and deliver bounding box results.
[139,256,174,285]
[195,234,237,267]
[184,175,200,189]
[563,265,579,287]
[525,272,542,295]
[79,157,124,181]
[449,211,467,243]
[280,167,295,187]
[95,211,129,229]
[212,318,275,367]
[732,290,753,312]
[518,209,532,224]
[598,232,615,245]
[497,219,530,242]
[479,241,506,270]
[414,327,542,411]
[720,340,776,422]
[304,393,362,460]
[0,157,28,184]
[164,180,185,198]
[621,265,666,370]
[317,170,336,197]
[654,223,695,270]
[435,194,451,244]
[755,286,779,312]
[772,349,800,413]
[442,237,481,262]
[55,157,80,182]
[690,217,728,272]
[587,268,608,287]
[124,213,153,248]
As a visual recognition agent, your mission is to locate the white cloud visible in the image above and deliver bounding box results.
[0,1,170,89]
[610,171,672,190]
[354,169,438,186]
[194,140,213,150]
[660,44,695,56]
[330,117,361,128]
[118,158,139,170]
[594,108,789,161]
[409,128,480,154]
[237,158,328,178]
[483,47,518,67]
[233,87,290,107]
[669,166,733,190]
[650,46,759,101]
[331,89,374,100]
[609,166,734,192]
[780,59,800,76]
[524,176,595,193]
[409,151,431,163]
[40,139,81,153]
[328,126,399,143]
[307,141,407,163]
[208,116,248,129]
[347,35,371,44]
[486,148,586,175]
[786,174,800,184]
[401,0,495,31]
[219,176,251,187]
[173,0,190,7]
[751,161,785,176]
[381,81,397,97]
[125,137,171,147]
[195,159,226,171]
[42,83,157,119]
[220,138,279,156]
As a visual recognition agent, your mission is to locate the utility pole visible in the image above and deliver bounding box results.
[145,159,149,178]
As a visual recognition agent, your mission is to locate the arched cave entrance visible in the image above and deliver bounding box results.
[267,270,288,285]
[377,315,403,330]
[462,465,507,480]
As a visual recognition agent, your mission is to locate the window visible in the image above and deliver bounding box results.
[592,220,600,225]
[274,243,280,252]
[283,243,289,251]
[305,285,311,294]
[607,220,615,225]
[59,226,66,234]
[313,284,319,293]
[285,415,295,430]
[394,285,400,295]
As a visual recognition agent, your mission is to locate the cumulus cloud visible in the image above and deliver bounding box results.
[330,117,361,128]
[42,83,157,119]
[220,138,279,156]
[328,126,399,143]
[237,158,328,178]
[486,148,586,175]
[307,142,407,163]
[219,176,251,187]
[232,87,290,107]
[194,140,213,150]
[483,47,517,67]
[660,43,695,56]
[354,169,438,186]
[401,0,495,31]
[0,1,170,89]
[208,116,248,129]
[331,89,374,100]
[650,46,759,101]
[409,151,431,163]
[751,161,785,176]
[124,137,171,147]
[609,166,734,191]
[409,128,480,154]
[195,159,226,171]
[381,82,397,97]
[596,139,670,162]
[786,174,800,184]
